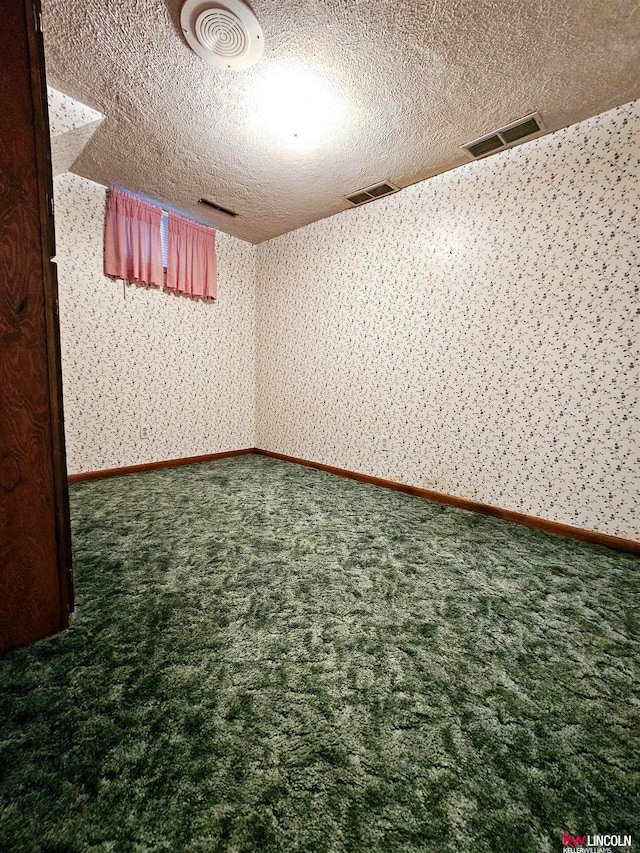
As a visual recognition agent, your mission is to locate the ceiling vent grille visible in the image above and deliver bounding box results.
[462,113,545,160]
[346,180,399,207]
[198,198,238,216]
[181,0,264,70]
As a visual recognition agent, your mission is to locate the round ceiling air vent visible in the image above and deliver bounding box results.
[180,0,263,70]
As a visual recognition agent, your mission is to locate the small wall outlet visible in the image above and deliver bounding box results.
[380,435,392,452]
[140,424,150,439]
[423,478,435,489]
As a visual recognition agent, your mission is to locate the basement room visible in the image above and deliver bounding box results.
[0,0,638,850]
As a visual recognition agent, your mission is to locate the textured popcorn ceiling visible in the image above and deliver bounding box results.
[42,0,640,243]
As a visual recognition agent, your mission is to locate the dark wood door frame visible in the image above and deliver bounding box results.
[27,0,74,619]
[0,0,73,654]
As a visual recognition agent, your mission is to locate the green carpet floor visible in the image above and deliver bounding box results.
[0,454,638,852]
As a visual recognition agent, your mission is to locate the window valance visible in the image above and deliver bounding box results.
[166,213,217,300]
[104,188,217,300]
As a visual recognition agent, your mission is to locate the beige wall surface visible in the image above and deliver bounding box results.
[54,173,256,474]
[256,100,639,539]
[54,100,639,538]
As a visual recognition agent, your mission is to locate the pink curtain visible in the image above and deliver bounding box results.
[167,213,217,300]
[104,188,164,287]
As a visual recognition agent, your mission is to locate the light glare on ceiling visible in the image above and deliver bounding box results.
[252,63,345,148]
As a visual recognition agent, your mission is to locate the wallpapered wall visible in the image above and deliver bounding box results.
[48,87,103,178]
[256,100,639,540]
[54,173,256,474]
[55,100,638,538]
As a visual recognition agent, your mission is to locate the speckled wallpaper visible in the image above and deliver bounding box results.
[47,87,103,178]
[255,100,639,540]
[54,173,256,475]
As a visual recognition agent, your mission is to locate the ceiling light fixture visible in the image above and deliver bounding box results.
[251,63,345,149]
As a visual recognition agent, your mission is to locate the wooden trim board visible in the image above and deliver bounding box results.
[68,447,639,555]
[68,448,254,483]
[254,449,640,556]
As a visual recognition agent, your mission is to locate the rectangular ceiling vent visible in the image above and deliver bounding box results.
[346,180,399,207]
[462,112,545,160]
[198,198,238,217]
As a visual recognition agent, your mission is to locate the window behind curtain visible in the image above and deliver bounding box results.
[160,210,169,270]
